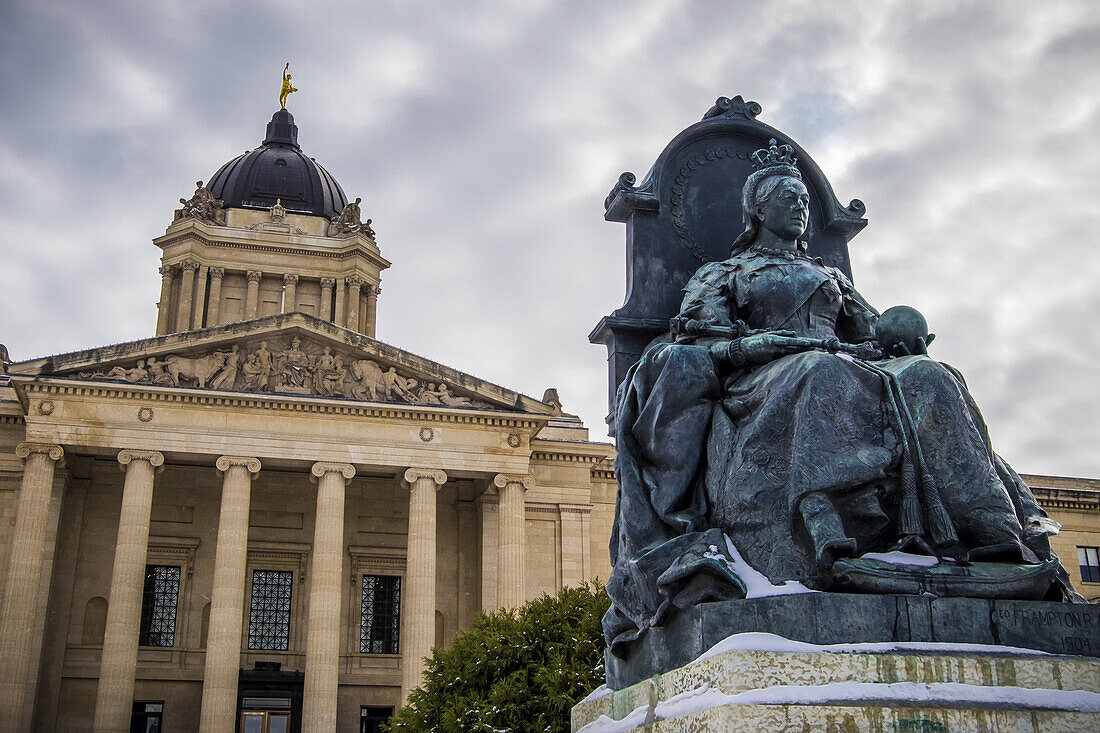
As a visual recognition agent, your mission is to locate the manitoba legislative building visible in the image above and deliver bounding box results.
[0,106,616,732]
[1,104,1097,733]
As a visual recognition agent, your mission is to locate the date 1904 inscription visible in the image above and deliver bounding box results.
[991,607,1098,655]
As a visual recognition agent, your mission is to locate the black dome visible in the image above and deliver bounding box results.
[206,109,348,220]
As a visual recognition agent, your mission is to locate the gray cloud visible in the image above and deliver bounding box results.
[1,0,1097,477]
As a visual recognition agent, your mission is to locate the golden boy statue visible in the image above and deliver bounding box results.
[280,63,298,109]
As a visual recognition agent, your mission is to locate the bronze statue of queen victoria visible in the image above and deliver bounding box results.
[602,137,1082,660]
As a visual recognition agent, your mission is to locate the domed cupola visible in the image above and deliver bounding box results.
[206,109,348,220]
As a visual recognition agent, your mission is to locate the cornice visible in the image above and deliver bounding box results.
[156,231,389,268]
[531,450,606,465]
[1032,487,1100,512]
[17,379,546,430]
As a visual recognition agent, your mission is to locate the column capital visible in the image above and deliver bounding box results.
[117,449,165,472]
[15,442,63,462]
[492,473,533,491]
[216,455,261,475]
[402,468,447,489]
[311,461,356,481]
[159,264,176,277]
[346,274,365,288]
[320,277,336,288]
[246,270,263,283]
[208,266,226,279]
[283,273,299,285]
[180,259,201,271]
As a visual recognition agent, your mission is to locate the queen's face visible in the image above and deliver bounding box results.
[758,178,809,241]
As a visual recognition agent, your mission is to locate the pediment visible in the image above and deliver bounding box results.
[17,313,550,413]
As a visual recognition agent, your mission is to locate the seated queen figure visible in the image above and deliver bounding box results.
[603,141,1079,656]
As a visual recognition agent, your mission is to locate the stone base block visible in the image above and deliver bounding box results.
[573,644,1100,732]
[606,593,1100,689]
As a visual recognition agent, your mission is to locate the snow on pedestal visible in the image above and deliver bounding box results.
[572,631,1100,732]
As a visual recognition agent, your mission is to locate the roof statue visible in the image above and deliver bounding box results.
[173,180,226,225]
[280,62,298,109]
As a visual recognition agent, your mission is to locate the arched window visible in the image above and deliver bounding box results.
[82,596,108,645]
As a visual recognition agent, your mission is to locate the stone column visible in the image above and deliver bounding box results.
[244,270,262,320]
[334,277,346,327]
[283,273,299,314]
[93,450,165,733]
[206,267,225,327]
[199,456,261,733]
[345,276,363,331]
[302,462,355,731]
[493,474,533,609]
[191,264,209,329]
[0,443,64,733]
[155,265,175,336]
[319,277,335,323]
[365,284,379,338]
[400,468,447,703]
[175,260,199,332]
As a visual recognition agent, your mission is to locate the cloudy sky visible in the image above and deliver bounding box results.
[1,1,1097,477]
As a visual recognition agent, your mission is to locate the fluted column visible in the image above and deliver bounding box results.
[319,277,335,323]
[156,265,175,335]
[334,277,346,326]
[206,267,225,327]
[0,443,64,733]
[345,275,363,331]
[493,474,533,609]
[244,270,262,320]
[400,468,447,703]
[365,284,379,338]
[283,273,299,314]
[175,260,199,332]
[93,450,164,733]
[199,456,261,733]
[302,462,355,732]
[192,264,209,329]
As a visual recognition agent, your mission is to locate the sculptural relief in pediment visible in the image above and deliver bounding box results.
[71,335,492,409]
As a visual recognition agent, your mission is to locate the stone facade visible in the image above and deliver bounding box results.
[0,326,616,731]
[0,107,616,732]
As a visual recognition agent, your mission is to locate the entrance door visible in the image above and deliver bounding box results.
[241,710,290,733]
[241,697,292,733]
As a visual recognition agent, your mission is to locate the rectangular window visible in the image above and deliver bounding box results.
[131,701,163,733]
[139,565,180,647]
[361,706,394,733]
[1079,547,1100,583]
[248,569,293,650]
[361,575,401,654]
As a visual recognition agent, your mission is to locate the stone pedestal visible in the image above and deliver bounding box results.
[573,642,1100,732]
[606,593,1100,690]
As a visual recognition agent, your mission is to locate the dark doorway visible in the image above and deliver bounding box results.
[361,706,394,733]
[237,662,304,733]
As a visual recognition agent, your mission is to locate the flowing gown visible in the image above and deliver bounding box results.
[603,247,1057,656]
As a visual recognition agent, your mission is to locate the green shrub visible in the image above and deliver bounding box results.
[387,581,610,733]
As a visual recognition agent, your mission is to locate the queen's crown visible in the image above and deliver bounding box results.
[751,138,798,170]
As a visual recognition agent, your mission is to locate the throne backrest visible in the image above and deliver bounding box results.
[591,96,868,429]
